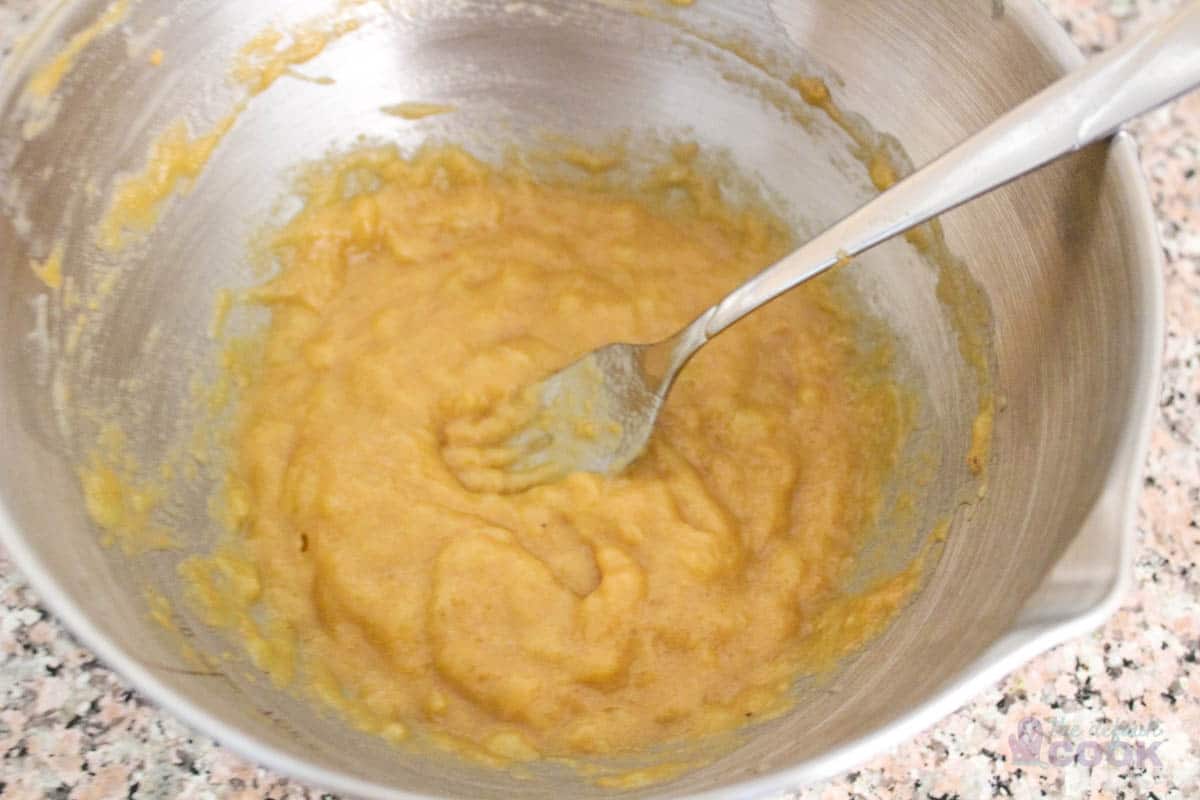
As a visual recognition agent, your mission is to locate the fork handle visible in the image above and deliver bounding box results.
[698,1,1200,340]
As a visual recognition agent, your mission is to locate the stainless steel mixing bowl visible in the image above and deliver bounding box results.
[0,1,1162,797]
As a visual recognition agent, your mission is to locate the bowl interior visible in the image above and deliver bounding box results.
[0,1,1152,797]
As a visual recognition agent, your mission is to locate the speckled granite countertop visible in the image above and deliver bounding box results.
[1,0,1197,798]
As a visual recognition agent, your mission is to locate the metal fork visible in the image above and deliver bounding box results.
[495,2,1200,485]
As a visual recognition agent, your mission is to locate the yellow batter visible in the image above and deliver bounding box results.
[193,144,916,765]
[20,0,133,139]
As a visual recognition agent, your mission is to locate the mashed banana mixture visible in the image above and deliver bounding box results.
[200,144,917,764]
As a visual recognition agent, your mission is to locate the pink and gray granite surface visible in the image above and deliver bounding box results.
[1,0,1197,797]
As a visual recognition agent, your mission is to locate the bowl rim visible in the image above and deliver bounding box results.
[0,0,1165,797]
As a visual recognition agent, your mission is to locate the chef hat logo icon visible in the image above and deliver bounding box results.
[1008,716,1045,763]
